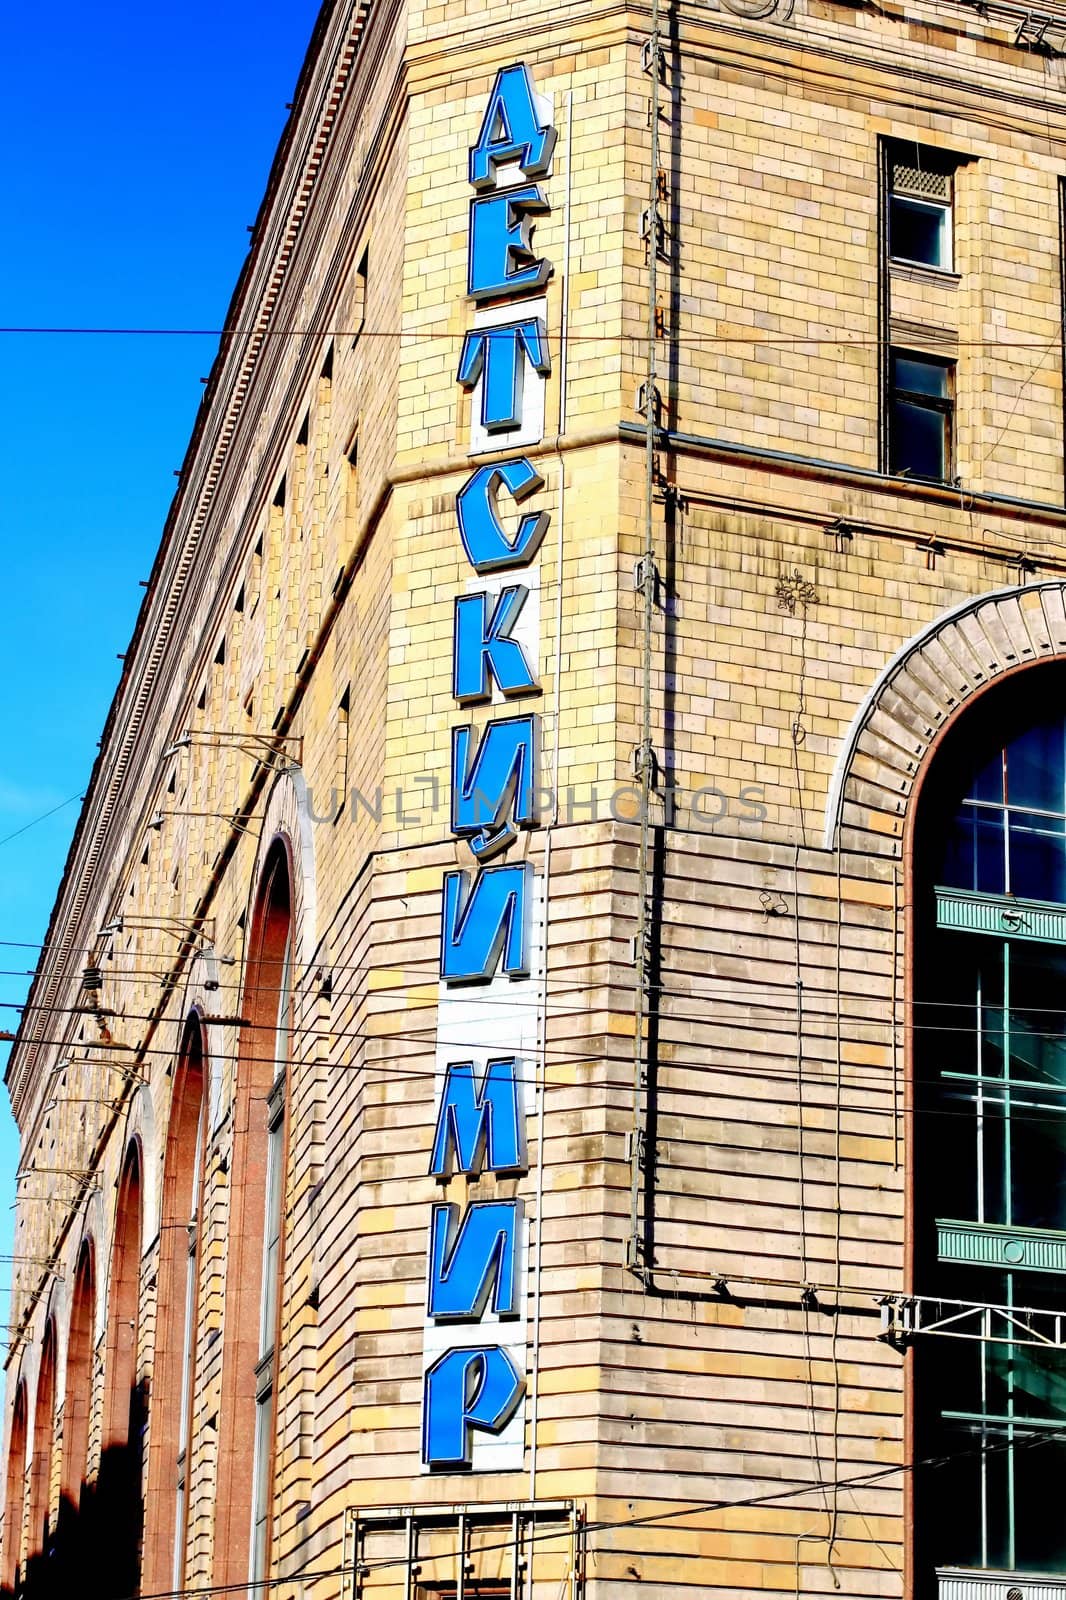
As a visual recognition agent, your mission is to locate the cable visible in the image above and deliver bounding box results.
[60,1425,1066,1600]
[0,794,85,851]
[17,988,1066,1065]
[14,937,1066,1014]
[0,1009,1001,1095]
[7,323,1066,350]
[6,1030,1066,1157]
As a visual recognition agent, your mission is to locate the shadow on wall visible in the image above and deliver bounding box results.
[5,1382,146,1600]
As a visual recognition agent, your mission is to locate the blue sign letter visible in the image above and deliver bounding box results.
[427,1200,522,1320]
[469,64,556,191]
[456,461,548,575]
[469,186,551,303]
[453,587,537,704]
[452,715,537,860]
[457,321,550,434]
[441,864,532,982]
[430,1058,526,1177]
[422,1345,525,1469]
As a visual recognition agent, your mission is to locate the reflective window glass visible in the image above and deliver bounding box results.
[890,194,951,268]
[1007,721,1066,813]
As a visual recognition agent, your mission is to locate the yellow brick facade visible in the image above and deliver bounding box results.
[6,0,1066,1597]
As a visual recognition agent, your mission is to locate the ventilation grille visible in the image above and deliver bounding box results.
[892,157,951,200]
[892,160,951,199]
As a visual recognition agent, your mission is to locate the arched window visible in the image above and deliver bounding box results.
[26,1320,56,1579]
[3,1381,28,1593]
[214,843,292,1591]
[913,668,1066,1593]
[97,1144,144,1599]
[56,1240,95,1586]
[142,1018,206,1596]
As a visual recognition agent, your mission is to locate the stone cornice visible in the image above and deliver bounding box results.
[5,0,388,1125]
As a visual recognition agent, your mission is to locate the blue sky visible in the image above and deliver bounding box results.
[0,0,323,1346]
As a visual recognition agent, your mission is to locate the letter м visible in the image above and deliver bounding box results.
[429,1058,526,1176]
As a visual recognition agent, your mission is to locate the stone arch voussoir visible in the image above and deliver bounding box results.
[824,580,1066,856]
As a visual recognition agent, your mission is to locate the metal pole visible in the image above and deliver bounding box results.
[629,0,663,1273]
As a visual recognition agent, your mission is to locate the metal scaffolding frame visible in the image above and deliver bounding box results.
[341,1501,582,1600]
[880,1293,1066,1350]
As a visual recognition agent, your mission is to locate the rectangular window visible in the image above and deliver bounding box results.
[889,350,954,481]
[250,945,291,1585]
[335,685,351,822]
[889,147,954,270]
[351,245,368,345]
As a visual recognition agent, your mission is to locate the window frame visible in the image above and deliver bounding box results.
[914,686,1066,1584]
[249,938,292,1588]
[212,840,295,1596]
[889,189,953,273]
[887,142,957,273]
[888,347,955,483]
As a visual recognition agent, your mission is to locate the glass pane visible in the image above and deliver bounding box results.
[1009,1271,1066,1314]
[1010,1095,1066,1229]
[969,747,1005,805]
[930,1086,980,1220]
[1014,1432,1066,1572]
[890,194,950,267]
[997,1340,1066,1422]
[251,1386,274,1582]
[1008,947,1066,1088]
[982,1096,1008,1225]
[1007,811,1066,902]
[926,1417,987,1569]
[259,1119,283,1357]
[890,397,947,480]
[980,950,1007,1080]
[1007,720,1066,813]
[926,1321,984,1414]
[941,808,1006,894]
[983,1427,1011,1571]
[892,353,950,397]
[925,934,982,1078]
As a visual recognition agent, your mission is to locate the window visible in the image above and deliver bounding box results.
[251,1025,290,1586]
[889,146,954,270]
[3,1382,28,1592]
[58,1238,95,1578]
[914,673,1066,1588]
[939,713,1066,902]
[141,1018,207,1597]
[334,685,351,821]
[97,1143,145,1600]
[27,1320,57,1572]
[889,351,953,481]
[213,843,293,1594]
[351,245,368,345]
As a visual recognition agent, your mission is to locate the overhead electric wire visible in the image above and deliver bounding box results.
[0,794,85,851]
[12,985,1066,1055]
[8,947,1066,1019]
[5,322,1066,351]
[56,1426,1066,1600]
[10,932,1066,1014]
[6,1023,1066,1145]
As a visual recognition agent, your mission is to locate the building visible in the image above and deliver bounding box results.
[6,0,1066,1594]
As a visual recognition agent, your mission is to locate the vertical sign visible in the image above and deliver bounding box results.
[421,63,556,1472]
